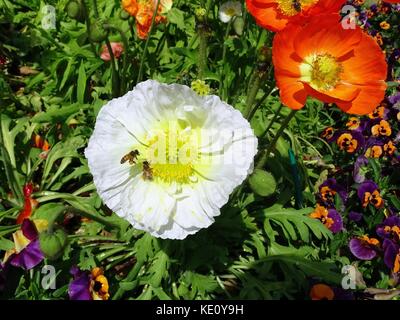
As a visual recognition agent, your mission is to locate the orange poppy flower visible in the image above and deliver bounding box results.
[122,0,172,39]
[245,0,346,32]
[272,13,387,115]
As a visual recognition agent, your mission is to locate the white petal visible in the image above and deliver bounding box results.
[219,12,232,23]
[173,187,216,229]
[121,179,176,234]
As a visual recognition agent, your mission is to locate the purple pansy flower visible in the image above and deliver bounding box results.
[310,206,343,234]
[68,266,92,300]
[394,132,400,144]
[349,236,379,260]
[353,156,369,183]
[346,117,366,133]
[349,211,363,223]
[388,93,400,107]
[327,209,343,233]
[364,138,384,158]
[376,216,400,240]
[68,266,110,300]
[336,131,365,154]
[357,180,384,209]
[319,178,348,206]
[320,126,337,143]
[5,219,44,270]
[382,239,400,273]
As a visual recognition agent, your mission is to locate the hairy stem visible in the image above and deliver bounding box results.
[137,0,161,83]
[256,109,297,169]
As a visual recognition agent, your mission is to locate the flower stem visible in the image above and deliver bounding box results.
[256,109,297,169]
[198,24,208,80]
[104,24,129,95]
[244,72,262,118]
[92,0,99,17]
[247,86,277,122]
[68,205,120,230]
[105,38,120,97]
[81,0,97,55]
[137,0,161,83]
[218,19,233,99]
[260,102,283,138]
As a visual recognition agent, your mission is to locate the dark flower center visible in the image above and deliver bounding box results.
[93,281,103,292]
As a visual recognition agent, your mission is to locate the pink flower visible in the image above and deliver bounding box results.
[100,42,124,61]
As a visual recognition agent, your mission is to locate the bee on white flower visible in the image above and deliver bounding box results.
[85,80,257,240]
[219,1,242,23]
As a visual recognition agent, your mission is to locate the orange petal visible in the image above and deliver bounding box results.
[277,76,307,110]
[337,82,387,115]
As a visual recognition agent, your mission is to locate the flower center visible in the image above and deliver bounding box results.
[145,124,199,184]
[300,53,343,91]
[276,0,318,16]
[226,7,236,16]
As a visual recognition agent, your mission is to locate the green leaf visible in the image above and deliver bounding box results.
[33,202,65,222]
[0,237,15,250]
[42,135,85,183]
[119,280,139,291]
[167,8,185,30]
[77,61,86,104]
[31,103,84,123]
[59,58,74,91]
[149,250,169,288]
[259,205,332,242]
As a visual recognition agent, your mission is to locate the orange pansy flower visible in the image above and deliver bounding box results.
[371,120,392,137]
[245,0,345,32]
[272,13,387,115]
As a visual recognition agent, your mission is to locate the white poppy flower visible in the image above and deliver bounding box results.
[219,1,242,23]
[85,80,257,240]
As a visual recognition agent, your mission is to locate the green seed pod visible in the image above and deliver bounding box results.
[233,17,244,36]
[39,228,68,260]
[249,169,277,197]
[66,0,83,21]
[89,20,108,43]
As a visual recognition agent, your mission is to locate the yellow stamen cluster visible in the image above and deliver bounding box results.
[191,80,211,96]
[301,53,343,91]
[275,0,318,16]
[146,126,198,184]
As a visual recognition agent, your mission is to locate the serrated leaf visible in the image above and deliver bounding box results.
[260,205,332,243]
